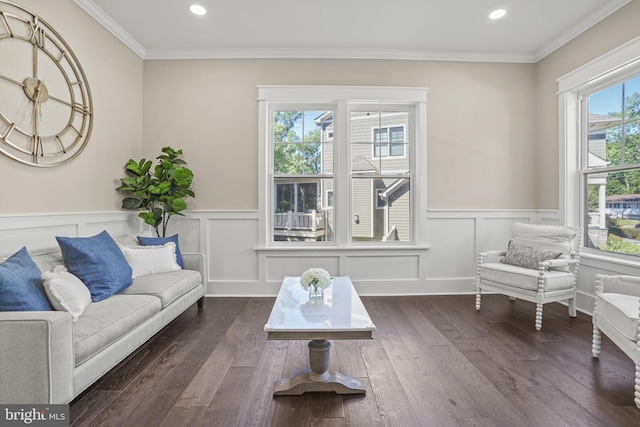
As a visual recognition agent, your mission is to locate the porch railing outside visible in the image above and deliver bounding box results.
[274,210,324,231]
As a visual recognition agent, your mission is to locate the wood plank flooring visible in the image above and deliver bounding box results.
[69,295,639,426]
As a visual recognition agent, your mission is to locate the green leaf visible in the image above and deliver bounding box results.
[122,197,143,209]
[174,168,193,184]
[139,159,152,175]
[171,198,187,212]
[139,211,160,227]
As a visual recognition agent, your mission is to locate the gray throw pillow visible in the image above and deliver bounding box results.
[500,241,562,270]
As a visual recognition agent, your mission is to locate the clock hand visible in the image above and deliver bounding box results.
[31,79,44,159]
[0,72,23,88]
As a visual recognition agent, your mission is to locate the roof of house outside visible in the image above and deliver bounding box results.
[589,113,622,132]
[606,194,640,202]
[352,156,379,174]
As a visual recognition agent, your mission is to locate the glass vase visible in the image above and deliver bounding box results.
[309,285,324,299]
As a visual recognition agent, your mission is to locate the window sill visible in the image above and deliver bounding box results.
[580,248,640,269]
[255,244,431,252]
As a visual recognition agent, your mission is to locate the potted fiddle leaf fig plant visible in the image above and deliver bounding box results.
[117,146,195,237]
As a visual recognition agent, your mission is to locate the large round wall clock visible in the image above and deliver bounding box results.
[0,1,93,167]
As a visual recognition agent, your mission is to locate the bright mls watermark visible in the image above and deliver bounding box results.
[0,405,68,427]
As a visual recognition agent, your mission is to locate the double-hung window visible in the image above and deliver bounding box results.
[584,75,640,256]
[258,86,427,247]
[559,38,640,258]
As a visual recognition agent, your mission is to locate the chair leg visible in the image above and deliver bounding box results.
[591,325,601,358]
[475,289,481,311]
[568,297,577,317]
[535,303,543,330]
[635,363,640,409]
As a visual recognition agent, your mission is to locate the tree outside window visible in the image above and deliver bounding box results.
[586,75,640,255]
[272,110,332,241]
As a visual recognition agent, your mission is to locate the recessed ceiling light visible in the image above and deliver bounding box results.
[190,5,206,16]
[489,9,506,20]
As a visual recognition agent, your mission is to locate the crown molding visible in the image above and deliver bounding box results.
[144,47,536,63]
[71,0,534,63]
[74,0,632,64]
[73,0,145,59]
[534,0,632,62]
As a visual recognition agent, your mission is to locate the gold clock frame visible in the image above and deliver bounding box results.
[0,0,93,167]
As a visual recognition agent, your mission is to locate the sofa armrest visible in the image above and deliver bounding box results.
[182,252,205,279]
[595,274,640,298]
[0,311,74,404]
[478,250,507,264]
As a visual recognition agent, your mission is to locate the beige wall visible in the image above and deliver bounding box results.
[0,0,143,214]
[4,0,640,215]
[143,59,537,210]
[535,0,640,209]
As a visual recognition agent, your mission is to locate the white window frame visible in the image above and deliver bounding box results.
[257,85,427,248]
[559,36,640,263]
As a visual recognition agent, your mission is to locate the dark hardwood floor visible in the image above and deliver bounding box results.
[70,295,639,426]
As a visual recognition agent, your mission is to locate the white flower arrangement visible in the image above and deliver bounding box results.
[300,268,332,296]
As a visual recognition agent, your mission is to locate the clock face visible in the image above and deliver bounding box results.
[0,1,93,167]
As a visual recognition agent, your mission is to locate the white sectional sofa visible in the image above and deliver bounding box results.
[0,234,205,404]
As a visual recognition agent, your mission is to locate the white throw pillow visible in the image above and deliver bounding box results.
[42,265,92,321]
[120,242,181,278]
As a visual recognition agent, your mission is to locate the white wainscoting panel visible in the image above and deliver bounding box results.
[347,254,419,280]
[8,209,640,316]
[162,217,202,253]
[0,212,139,256]
[266,256,341,282]
[425,217,476,278]
[208,218,259,280]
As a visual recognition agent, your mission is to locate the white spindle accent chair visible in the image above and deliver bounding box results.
[592,274,640,409]
[475,223,582,330]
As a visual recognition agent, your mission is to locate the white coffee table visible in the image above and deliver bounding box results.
[264,276,376,395]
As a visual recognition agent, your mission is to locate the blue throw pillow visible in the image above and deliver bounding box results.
[137,234,184,268]
[0,247,52,311]
[56,231,133,302]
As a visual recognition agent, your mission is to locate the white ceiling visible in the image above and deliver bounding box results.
[74,0,632,62]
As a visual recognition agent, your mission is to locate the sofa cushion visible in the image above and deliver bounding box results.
[138,234,184,268]
[596,292,640,342]
[30,249,65,274]
[42,265,92,322]
[0,247,52,311]
[56,231,133,302]
[480,262,575,291]
[120,269,202,308]
[510,223,576,255]
[73,294,161,366]
[120,242,181,278]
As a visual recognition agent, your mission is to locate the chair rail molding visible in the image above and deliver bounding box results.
[5,209,640,315]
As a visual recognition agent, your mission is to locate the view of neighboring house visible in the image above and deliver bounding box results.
[272,109,412,242]
[586,113,619,247]
[585,108,640,251]
[274,110,412,242]
[347,111,411,242]
[605,194,640,216]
